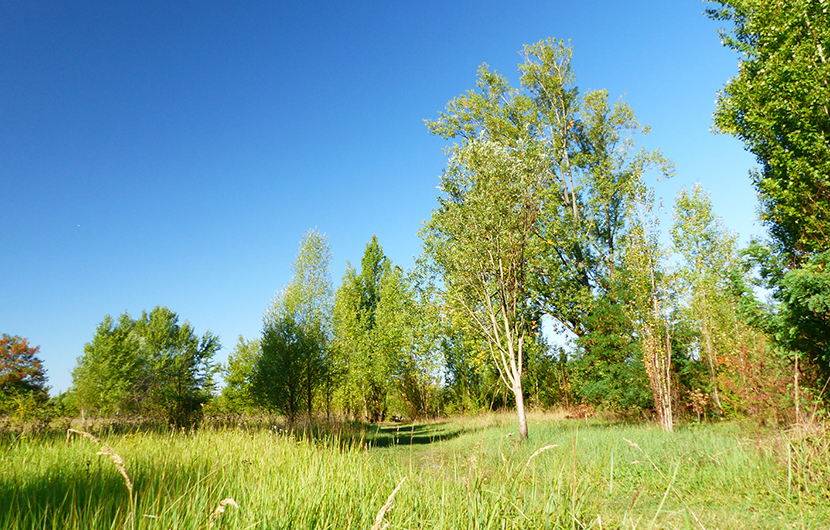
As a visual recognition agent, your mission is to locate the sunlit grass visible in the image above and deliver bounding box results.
[1,412,828,529]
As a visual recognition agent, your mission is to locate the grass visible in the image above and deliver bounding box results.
[1,412,828,529]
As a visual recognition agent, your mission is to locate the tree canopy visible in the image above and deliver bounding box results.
[0,334,48,414]
[71,306,220,426]
[708,0,830,260]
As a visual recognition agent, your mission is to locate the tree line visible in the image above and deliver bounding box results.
[4,2,828,438]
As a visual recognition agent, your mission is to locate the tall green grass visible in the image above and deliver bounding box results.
[1,413,827,529]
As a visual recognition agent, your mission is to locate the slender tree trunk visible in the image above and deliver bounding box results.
[514,379,528,440]
[701,303,723,415]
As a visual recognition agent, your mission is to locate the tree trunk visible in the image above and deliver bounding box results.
[702,309,724,415]
[514,378,528,440]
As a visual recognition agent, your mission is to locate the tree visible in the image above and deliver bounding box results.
[71,306,220,425]
[708,0,830,260]
[254,229,332,420]
[425,39,672,436]
[424,137,537,440]
[254,311,313,421]
[331,236,394,422]
[72,313,150,415]
[670,184,739,415]
[136,307,220,425]
[375,263,445,419]
[708,1,830,394]
[0,334,48,414]
[573,295,652,413]
[622,191,675,431]
[219,335,261,413]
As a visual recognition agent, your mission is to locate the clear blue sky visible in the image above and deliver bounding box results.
[1,0,761,395]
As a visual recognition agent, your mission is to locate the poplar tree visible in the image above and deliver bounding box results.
[254,229,332,421]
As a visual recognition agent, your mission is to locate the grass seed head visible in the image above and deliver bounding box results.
[208,498,239,529]
[67,428,133,494]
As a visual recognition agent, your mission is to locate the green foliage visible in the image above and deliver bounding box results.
[0,334,48,416]
[425,38,675,431]
[217,335,261,413]
[332,236,396,422]
[708,0,830,407]
[523,336,573,410]
[573,298,653,412]
[253,314,316,420]
[708,0,830,258]
[254,229,333,420]
[671,184,740,415]
[71,306,220,426]
[376,264,445,419]
[778,250,830,378]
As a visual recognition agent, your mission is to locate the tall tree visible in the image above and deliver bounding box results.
[254,308,312,422]
[255,229,333,420]
[708,1,830,389]
[424,137,537,440]
[622,191,674,432]
[671,184,739,415]
[375,264,445,419]
[426,39,672,436]
[708,0,830,260]
[331,236,393,422]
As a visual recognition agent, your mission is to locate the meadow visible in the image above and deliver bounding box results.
[1,412,828,529]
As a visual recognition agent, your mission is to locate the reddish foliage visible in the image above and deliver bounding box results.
[0,334,47,394]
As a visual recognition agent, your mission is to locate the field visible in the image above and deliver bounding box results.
[1,412,828,529]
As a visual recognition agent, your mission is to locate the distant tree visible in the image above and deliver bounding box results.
[71,306,220,426]
[332,263,364,418]
[375,263,445,419]
[622,191,674,432]
[218,335,261,413]
[254,311,312,422]
[71,313,146,415]
[573,295,652,413]
[670,184,739,415]
[254,229,332,420]
[331,236,393,422]
[0,334,49,414]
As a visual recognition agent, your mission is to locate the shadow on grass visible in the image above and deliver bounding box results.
[361,421,465,448]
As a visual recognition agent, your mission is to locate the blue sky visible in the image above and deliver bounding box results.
[1,1,761,395]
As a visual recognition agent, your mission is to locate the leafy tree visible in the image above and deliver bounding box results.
[72,313,149,415]
[254,229,332,420]
[254,312,313,421]
[708,0,830,259]
[332,263,364,418]
[670,184,739,414]
[573,296,652,412]
[0,334,49,415]
[218,335,261,413]
[331,236,394,421]
[426,39,672,436]
[621,191,675,431]
[709,1,830,395]
[424,136,537,439]
[72,306,220,426]
[375,264,445,419]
